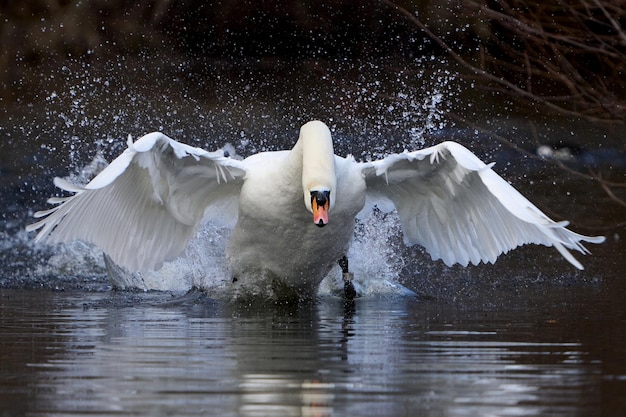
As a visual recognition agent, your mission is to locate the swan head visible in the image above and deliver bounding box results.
[300,121,336,227]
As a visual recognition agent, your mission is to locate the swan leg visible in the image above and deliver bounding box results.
[338,255,356,300]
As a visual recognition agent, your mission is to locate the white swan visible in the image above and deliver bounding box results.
[27,121,604,296]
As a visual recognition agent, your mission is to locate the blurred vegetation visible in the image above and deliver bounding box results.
[0,0,429,94]
[473,0,626,125]
[387,0,626,124]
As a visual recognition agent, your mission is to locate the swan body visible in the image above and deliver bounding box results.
[27,121,604,296]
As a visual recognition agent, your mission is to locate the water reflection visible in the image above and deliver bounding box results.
[0,290,604,416]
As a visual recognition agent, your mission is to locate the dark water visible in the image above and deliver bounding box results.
[1,285,625,417]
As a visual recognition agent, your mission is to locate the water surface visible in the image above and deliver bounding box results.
[1,283,624,416]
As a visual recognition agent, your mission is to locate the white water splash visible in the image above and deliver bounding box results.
[102,211,415,299]
[17,188,418,296]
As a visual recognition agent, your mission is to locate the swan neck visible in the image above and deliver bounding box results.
[300,124,335,189]
[296,121,336,212]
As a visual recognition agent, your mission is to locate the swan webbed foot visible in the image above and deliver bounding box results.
[338,255,356,300]
[338,255,349,274]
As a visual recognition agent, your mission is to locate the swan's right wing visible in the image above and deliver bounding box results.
[27,132,247,271]
[361,141,605,269]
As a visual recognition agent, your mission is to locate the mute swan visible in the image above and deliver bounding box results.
[27,121,604,298]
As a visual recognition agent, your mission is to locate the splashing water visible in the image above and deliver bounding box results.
[318,211,415,298]
[103,211,415,299]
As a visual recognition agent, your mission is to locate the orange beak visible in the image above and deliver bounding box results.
[311,191,330,227]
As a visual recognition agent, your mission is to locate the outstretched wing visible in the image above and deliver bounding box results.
[361,141,604,269]
[27,132,247,271]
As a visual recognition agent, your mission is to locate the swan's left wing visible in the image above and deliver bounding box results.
[27,132,247,271]
[361,141,604,269]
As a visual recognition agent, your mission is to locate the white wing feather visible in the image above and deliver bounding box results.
[361,141,604,269]
[27,132,247,271]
